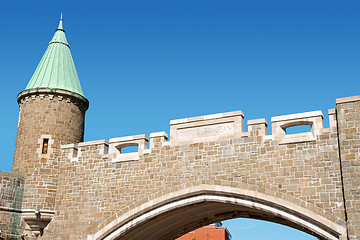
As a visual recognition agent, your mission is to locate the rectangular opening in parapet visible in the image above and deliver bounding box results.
[42,138,49,154]
[285,125,311,134]
[72,148,78,158]
[120,145,138,154]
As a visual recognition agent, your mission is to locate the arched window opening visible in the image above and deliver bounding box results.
[115,143,139,154]
[284,124,311,134]
[119,145,138,154]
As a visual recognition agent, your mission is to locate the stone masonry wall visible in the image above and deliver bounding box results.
[0,171,24,240]
[13,92,86,212]
[40,106,349,240]
[336,96,360,240]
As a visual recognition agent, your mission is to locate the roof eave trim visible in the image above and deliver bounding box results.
[17,88,89,109]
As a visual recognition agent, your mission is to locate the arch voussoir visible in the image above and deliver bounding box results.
[89,185,347,240]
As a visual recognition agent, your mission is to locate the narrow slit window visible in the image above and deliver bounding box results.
[42,138,49,154]
[73,148,78,158]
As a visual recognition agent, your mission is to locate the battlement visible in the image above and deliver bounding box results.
[62,108,337,162]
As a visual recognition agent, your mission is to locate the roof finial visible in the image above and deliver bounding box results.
[57,13,64,30]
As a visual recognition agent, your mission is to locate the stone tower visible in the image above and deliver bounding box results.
[12,15,88,237]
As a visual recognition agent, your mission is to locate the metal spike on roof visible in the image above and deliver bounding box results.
[58,13,63,30]
[24,15,85,97]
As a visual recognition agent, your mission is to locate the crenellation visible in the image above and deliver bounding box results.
[271,110,324,145]
[247,118,268,137]
[149,131,168,149]
[328,108,337,130]
[17,90,89,112]
[62,143,79,161]
[108,134,149,162]
[78,139,109,147]
[62,108,339,162]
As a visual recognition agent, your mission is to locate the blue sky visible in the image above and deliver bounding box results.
[0,1,359,239]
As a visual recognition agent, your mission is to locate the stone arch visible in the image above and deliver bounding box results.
[88,185,346,240]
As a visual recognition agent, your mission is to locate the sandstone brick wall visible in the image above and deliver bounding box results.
[0,171,24,240]
[336,96,360,240]
[13,92,87,211]
[40,108,348,240]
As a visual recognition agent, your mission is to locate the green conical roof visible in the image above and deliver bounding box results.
[24,14,85,97]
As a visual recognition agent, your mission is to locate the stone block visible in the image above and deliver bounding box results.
[170,110,244,145]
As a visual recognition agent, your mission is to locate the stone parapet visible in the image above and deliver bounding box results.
[60,108,340,161]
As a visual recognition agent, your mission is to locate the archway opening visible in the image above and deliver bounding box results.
[109,200,325,240]
[90,187,345,240]
[221,218,317,240]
